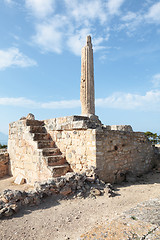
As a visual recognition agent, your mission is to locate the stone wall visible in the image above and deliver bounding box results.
[8,120,52,184]
[0,149,9,178]
[95,129,155,183]
[8,115,156,184]
[43,116,155,183]
[45,128,96,172]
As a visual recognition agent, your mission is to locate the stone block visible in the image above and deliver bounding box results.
[60,186,72,195]
[14,175,26,185]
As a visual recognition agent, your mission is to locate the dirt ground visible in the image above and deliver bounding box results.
[0,171,160,240]
[0,176,33,192]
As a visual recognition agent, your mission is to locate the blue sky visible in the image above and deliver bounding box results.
[0,0,160,135]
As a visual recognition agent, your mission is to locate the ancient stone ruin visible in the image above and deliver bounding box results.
[80,35,95,116]
[3,36,158,185]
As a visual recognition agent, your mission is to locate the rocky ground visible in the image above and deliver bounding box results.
[0,170,160,240]
[80,197,160,239]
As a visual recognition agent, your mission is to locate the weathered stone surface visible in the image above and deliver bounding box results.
[14,175,26,185]
[95,128,156,183]
[90,188,101,196]
[79,197,160,239]
[8,114,157,185]
[8,119,71,184]
[111,125,133,132]
[0,149,9,178]
[26,113,35,120]
[80,35,95,115]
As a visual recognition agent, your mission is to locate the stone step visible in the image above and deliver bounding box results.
[34,133,52,141]
[29,126,46,133]
[26,120,44,126]
[49,164,71,178]
[37,140,55,149]
[46,155,66,166]
[43,148,61,156]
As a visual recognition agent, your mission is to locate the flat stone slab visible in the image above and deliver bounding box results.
[79,196,160,239]
[14,175,26,185]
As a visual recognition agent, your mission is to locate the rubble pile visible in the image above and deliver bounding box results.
[0,170,118,219]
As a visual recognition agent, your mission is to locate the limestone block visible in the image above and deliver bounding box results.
[14,175,26,185]
[111,125,133,132]
[72,120,88,129]
[26,113,35,120]
[76,164,82,170]
[56,132,62,139]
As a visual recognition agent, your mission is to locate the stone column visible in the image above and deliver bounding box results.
[80,35,95,116]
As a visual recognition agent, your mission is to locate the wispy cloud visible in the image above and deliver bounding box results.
[41,100,80,109]
[145,2,160,23]
[112,2,160,37]
[67,28,91,56]
[25,0,55,19]
[0,97,80,109]
[0,97,39,107]
[27,0,109,55]
[0,48,37,70]
[32,17,67,53]
[26,0,160,56]
[1,89,160,112]
[151,73,160,88]
[96,90,160,111]
[107,0,125,15]
[116,11,144,37]
[64,0,107,24]
[121,11,137,21]
[7,0,160,57]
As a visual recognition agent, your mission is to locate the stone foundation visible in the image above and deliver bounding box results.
[0,149,9,178]
[44,116,97,173]
[44,116,155,183]
[95,129,155,183]
[8,116,156,184]
[8,120,53,184]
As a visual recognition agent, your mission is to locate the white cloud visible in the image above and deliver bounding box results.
[0,48,37,70]
[67,28,91,56]
[0,97,80,109]
[1,90,160,112]
[96,90,160,111]
[93,36,106,52]
[116,11,143,36]
[67,30,107,56]
[64,0,107,24]
[151,73,160,88]
[145,2,160,23]
[93,37,104,46]
[0,97,39,107]
[25,0,54,18]
[107,0,125,15]
[29,0,110,55]
[23,0,160,57]
[42,100,80,109]
[121,12,138,22]
[32,16,68,53]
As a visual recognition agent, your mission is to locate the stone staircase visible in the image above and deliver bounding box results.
[26,119,71,178]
